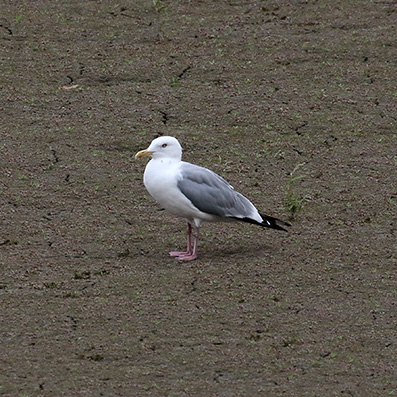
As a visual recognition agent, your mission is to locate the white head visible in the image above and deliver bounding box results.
[135,136,183,161]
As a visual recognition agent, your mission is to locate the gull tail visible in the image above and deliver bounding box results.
[234,213,291,232]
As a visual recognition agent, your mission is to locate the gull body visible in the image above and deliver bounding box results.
[136,136,289,261]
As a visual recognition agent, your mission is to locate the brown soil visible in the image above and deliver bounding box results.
[1,0,396,395]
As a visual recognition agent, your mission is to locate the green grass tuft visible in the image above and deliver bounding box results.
[284,163,309,219]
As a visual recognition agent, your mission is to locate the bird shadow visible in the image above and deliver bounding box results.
[198,240,275,261]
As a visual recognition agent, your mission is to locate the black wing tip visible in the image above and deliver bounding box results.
[231,214,291,231]
[259,213,291,232]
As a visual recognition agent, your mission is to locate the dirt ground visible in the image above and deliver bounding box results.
[1,0,396,395]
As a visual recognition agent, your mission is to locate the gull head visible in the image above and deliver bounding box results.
[135,136,183,161]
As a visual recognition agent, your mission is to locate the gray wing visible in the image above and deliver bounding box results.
[177,163,257,219]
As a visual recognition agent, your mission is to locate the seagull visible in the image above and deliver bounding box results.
[135,136,290,261]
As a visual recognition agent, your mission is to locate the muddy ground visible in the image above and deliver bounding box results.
[1,0,396,395]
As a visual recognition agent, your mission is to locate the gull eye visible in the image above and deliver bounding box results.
[162,143,167,148]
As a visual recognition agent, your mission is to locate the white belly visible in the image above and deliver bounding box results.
[143,159,216,224]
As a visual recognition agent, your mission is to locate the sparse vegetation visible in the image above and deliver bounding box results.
[284,163,309,219]
[152,0,165,12]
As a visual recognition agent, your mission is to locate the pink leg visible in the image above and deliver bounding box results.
[169,223,193,257]
[176,227,199,261]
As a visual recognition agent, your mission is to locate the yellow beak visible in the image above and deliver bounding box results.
[135,149,154,159]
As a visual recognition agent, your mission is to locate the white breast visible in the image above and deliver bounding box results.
[143,159,214,224]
